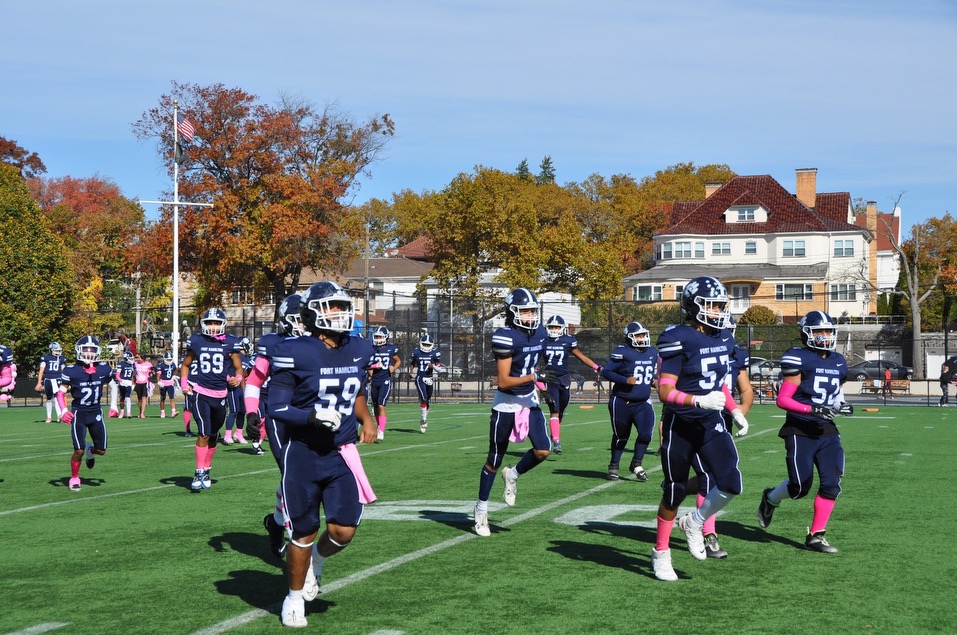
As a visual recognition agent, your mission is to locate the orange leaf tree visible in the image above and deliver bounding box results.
[133,82,394,318]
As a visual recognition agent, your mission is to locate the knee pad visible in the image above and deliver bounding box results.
[663,481,688,509]
[818,484,841,500]
[788,478,812,500]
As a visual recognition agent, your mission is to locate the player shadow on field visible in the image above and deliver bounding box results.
[547,539,677,580]
[210,532,336,615]
[51,476,105,489]
[160,430,197,439]
[417,508,514,537]
[716,520,805,550]
[551,467,622,481]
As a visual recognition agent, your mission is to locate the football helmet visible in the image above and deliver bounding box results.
[681,276,731,330]
[545,315,566,339]
[200,308,228,336]
[625,321,651,349]
[277,293,305,337]
[122,350,135,364]
[300,282,354,334]
[800,310,837,352]
[50,342,63,356]
[163,351,174,364]
[373,326,391,346]
[504,288,540,332]
[75,335,101,364]
[419,333,434,352]
[240,337,252,355]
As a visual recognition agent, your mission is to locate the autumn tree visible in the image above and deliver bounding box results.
[0,136,46,179]
[0,164,74,366]
[133,82,394,318]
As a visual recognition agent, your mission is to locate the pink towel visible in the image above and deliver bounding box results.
[338,443,377,504]
[510,408,530,443]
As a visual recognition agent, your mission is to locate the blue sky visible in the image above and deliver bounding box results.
[5,0,956,234]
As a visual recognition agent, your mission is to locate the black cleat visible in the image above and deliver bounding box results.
[704,533,728,559]
[84,444,96,470]
[264,514,287,559]
[607,462,620,481]
[805,530,838,553]
[757,487,777,528]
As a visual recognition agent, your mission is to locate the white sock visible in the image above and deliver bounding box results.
[696,488,733,523]
[46,401,53,418]
[768,480,790,506]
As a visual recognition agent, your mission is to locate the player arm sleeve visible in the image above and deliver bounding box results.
[600,361,630,384]
[243,356,270,413]
[56,386,67,411]
[264,371,312,427]
[722,382,738,412]
[776,377,811,414]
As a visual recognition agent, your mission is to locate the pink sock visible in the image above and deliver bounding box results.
[259,425,267,443]
[656,515,675,551]
[810,495,836,534]
[224,430,233,442]
[698,493,717,535]
[205,445,217,469]
[71,458,81,478]
[195,445,205,470]
[183,411,192,427]
[549,417,560,441]
[377,415,386,433]
[234,429,245,442]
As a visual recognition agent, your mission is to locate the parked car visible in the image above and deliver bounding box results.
[846,360,913,381]
[749,359,782,381]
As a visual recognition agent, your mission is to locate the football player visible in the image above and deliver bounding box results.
[222,337,253,445]
[759,310,849,554]
[115,350,135,418]
[36,342,67,422]
[651,276,749,581]
[541,315,602,454]
[472,288,550,537]
[369,326,401,441]
[600,321,658,481]
[155,351,178,418]
[179,308,244,492]
[0,344,15,402]
[409,332,442,433]
[55,336,116,491]
[265,281,377,628]
[133,352,154,418]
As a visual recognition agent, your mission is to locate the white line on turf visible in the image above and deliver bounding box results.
[6,622,71,635]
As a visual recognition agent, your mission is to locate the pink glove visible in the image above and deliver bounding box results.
[61,411,75,424]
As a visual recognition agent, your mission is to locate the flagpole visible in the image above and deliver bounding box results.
[172,100,181,362]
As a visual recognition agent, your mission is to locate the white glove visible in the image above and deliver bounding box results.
[423,377,433,386]
[694,391,726,411]
[731,408,749,436]
[308,406,342,432]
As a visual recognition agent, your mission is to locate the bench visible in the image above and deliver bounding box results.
[859,379,910,395]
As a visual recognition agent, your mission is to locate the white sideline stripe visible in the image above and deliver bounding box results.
[192,427,775,634]
[6,622,71,635]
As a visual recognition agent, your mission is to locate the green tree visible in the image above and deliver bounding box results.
[515,158,532,182]
[133,82,394,318]
[740,305,779,325]
[0,164,74,367]
[537,156,556,184]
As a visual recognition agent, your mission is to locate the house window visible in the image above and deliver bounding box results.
[635,284,663,302]
[712,242,731,255]
[776,284,813,301]
[694,242,704,258]
[745,241,757,255]
[737,207,756,222]
[661,241,704,259]
[674,285,684,300]
[833,240,855,257]
[661,243,671,260]
[830,284,857,301]
[783,240,806,257]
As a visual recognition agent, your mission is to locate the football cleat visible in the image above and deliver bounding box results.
[376,429,384,443]
[281,595,308,628]
[607,463,620,481]
[678,513,707,560]
[201,469,211,489]
[68,477,81,491]
[160,410,166,418]
[264,514,287,559]
[629,460,647,481]
[501,466,517,506]
[704,533,728,559]
[190,470,203,492]
[184,430,193,437]
[553,440,563,454]
[805,530,838,553]
[233,436,247,444]
[473,504,491,537]
[419,422,427,433]
[651,548,678,582]
[252,442,265,456]
[84,444,96,469]
[757,487,778,529]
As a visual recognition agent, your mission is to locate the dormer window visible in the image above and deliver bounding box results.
[725,205,767,223]
[737,207,756,222]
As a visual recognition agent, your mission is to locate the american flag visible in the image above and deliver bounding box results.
[177,116,196,142]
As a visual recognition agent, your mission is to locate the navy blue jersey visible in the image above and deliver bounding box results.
[40,354,66,377]
[657,324,735,422]
[542,333,581,378]
[228,353,253,378]
[778,346,848,438]
[730,342,749,393]
[370,342,399,381]
[255,332,290,400]
[602,345,659,402]
[116,360,135,383]
[60,362,115,411]
[0,345,12,365]
[155,361,177,382]
[266,334,375,450]
[185,332,243,391]
[491,325,547,397]
[410,347,441,378]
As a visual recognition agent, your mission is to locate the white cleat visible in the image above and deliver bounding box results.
[678,513,706,560]
[473,504,491,537]
[281,595,308,628]
[652,548,679,581]
[501,466,517,506]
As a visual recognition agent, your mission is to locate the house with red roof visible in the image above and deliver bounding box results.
[623,168,886,323]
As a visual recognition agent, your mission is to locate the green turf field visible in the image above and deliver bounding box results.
[1,403,954,634]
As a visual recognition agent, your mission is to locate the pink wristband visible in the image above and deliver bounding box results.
[665,390,691,406]
[180,377,189,391]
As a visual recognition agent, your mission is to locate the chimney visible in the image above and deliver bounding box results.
[704,182,721,198]
[796,168,817,209]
